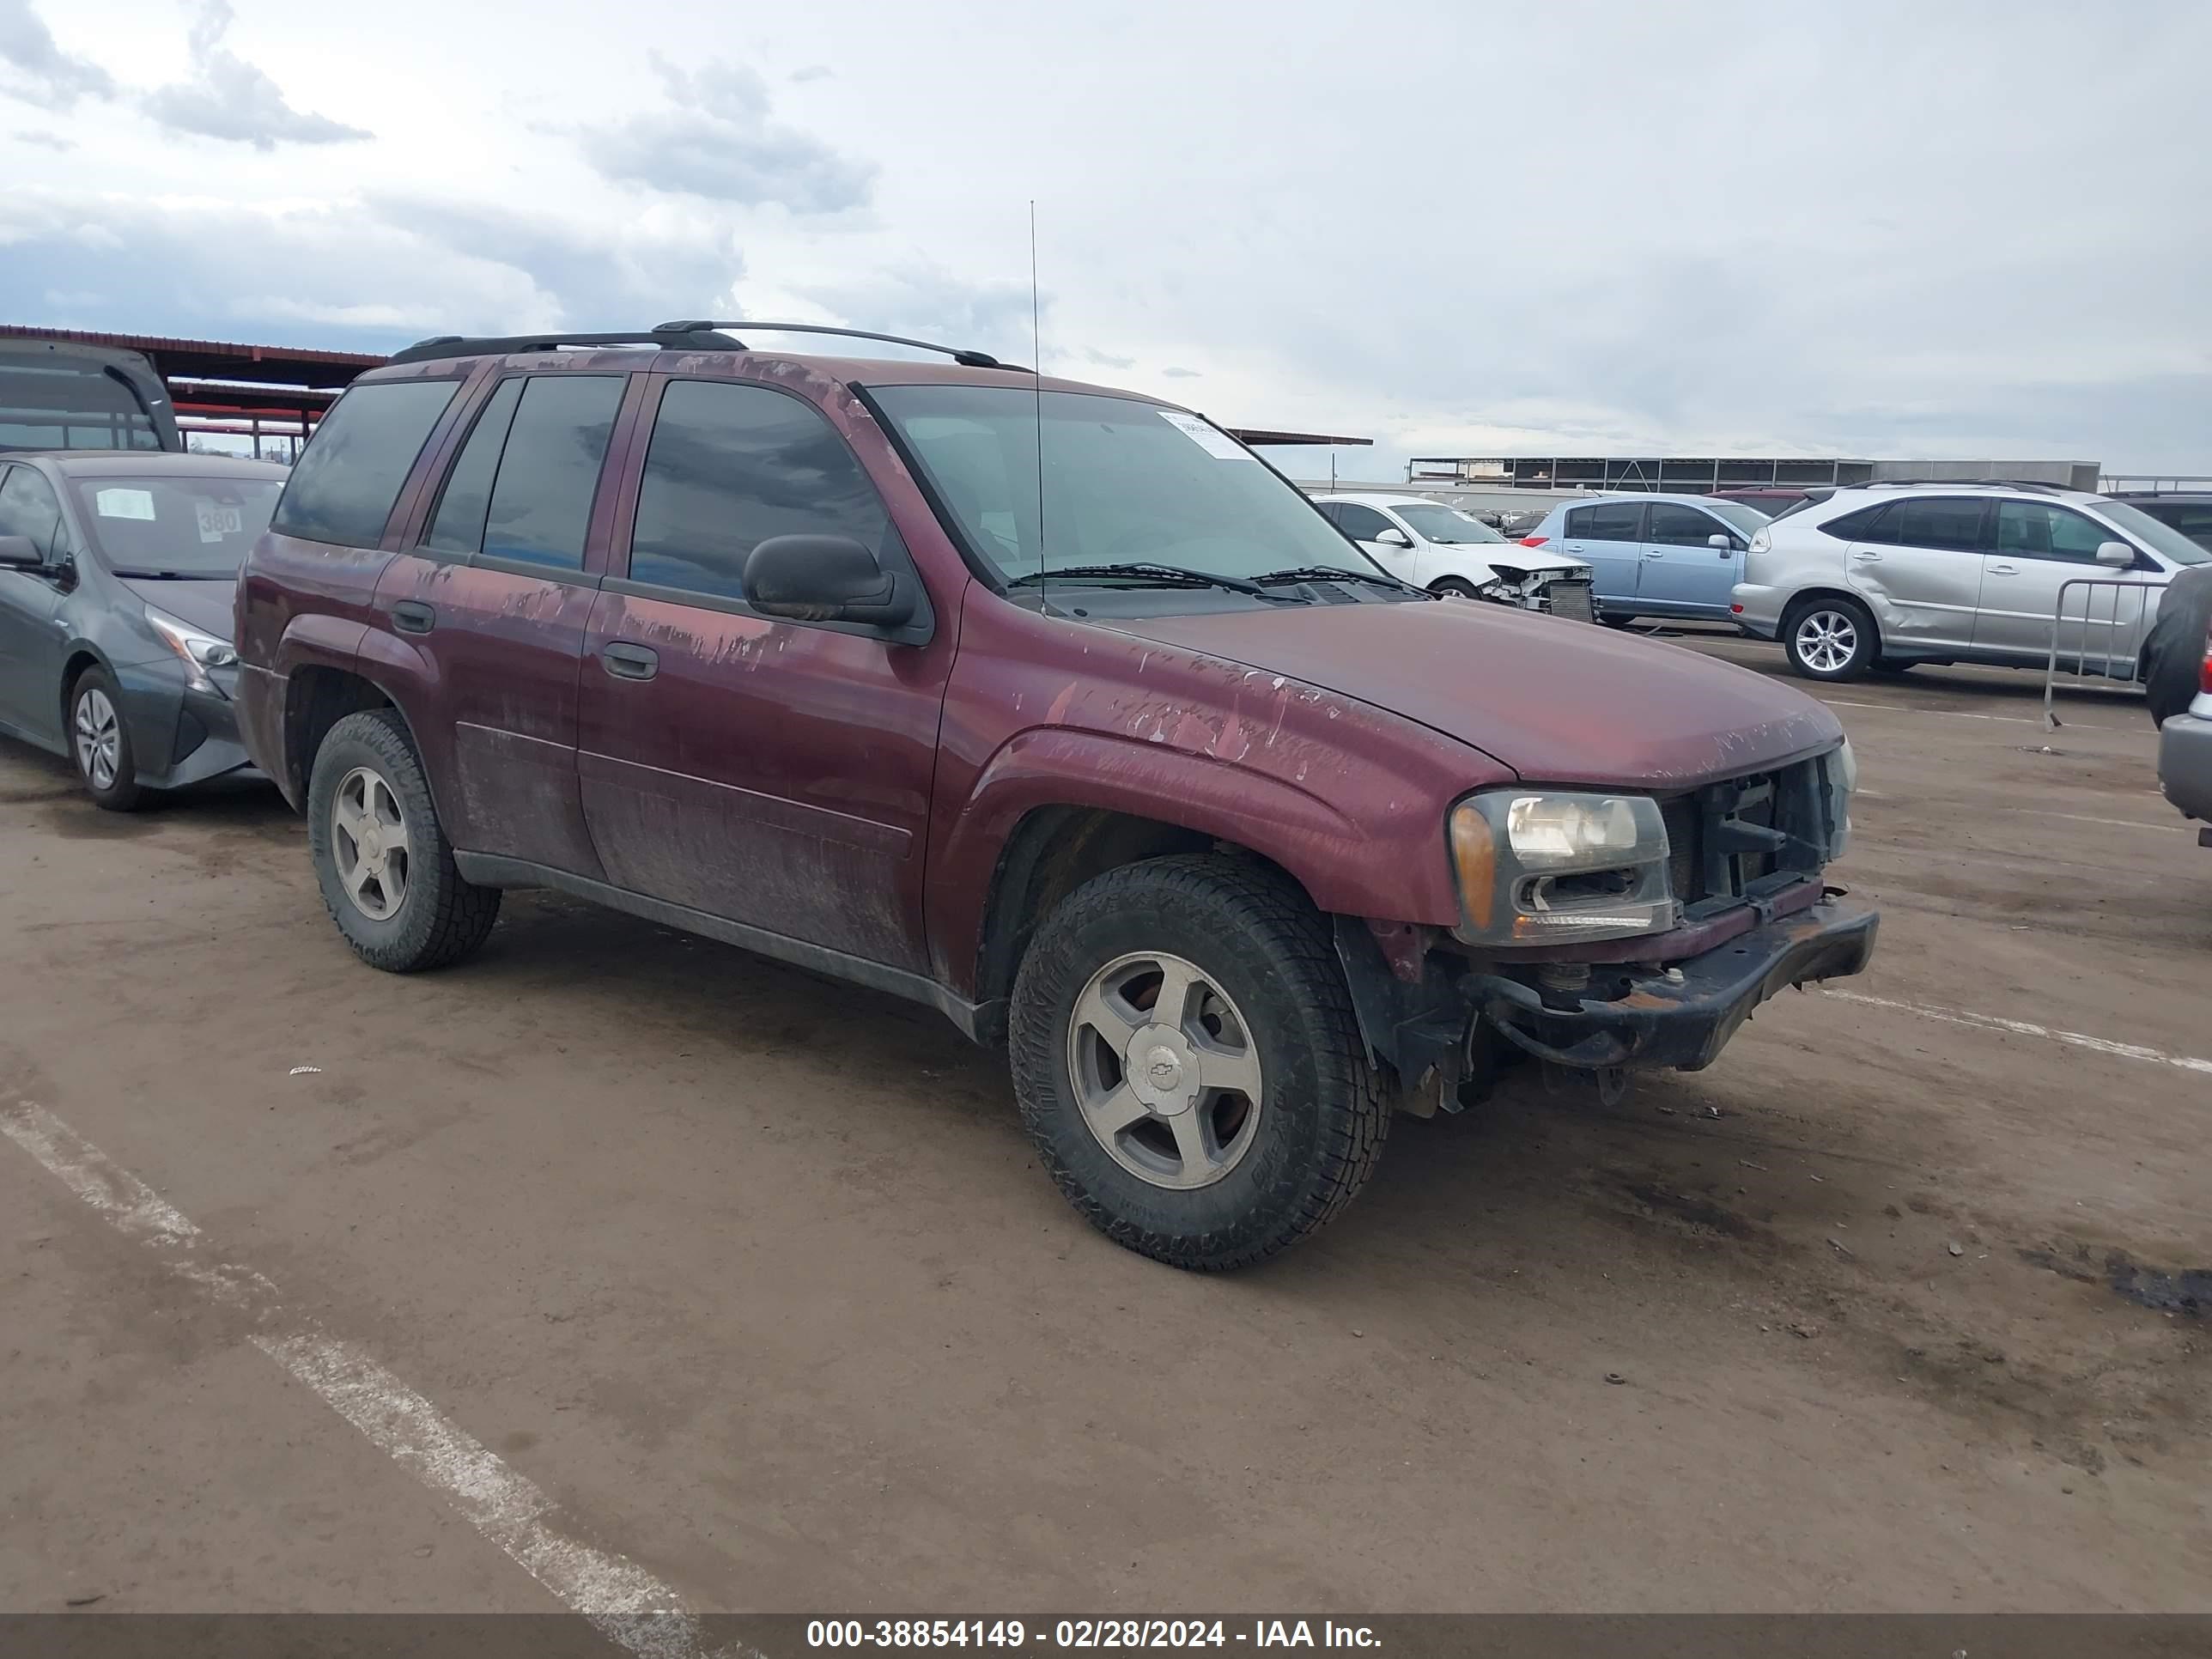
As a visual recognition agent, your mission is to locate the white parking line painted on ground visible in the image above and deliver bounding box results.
[0,1097,726,1659]
[2029,811,2186,835]
[1820,989,2212,1077]
[1820,697,2143,734]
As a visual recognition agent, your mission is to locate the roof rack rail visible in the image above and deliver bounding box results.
[656,319,1025,372]
[1861,477,2071,493]
[386,327,746,366]
[386,322,1026,372]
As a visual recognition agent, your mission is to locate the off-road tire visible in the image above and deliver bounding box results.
[1783,594,1880,682]
[1009,854,1388,1270]
[69,666,146,812]
[307,709,499,972]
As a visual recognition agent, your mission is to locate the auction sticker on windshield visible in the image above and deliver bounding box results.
[94,487,157,520]
[1158,410,1253,460]
[197,501,244,542]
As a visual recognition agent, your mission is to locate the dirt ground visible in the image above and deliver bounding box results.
[2,630,2206,1620]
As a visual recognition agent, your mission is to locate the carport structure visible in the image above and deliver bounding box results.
[0,325,385,460]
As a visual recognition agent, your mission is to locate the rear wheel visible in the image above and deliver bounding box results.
[1009,854,1388,1271]
[1784,596,1878,681]
[307,709,500,972]
[70,668,145,811]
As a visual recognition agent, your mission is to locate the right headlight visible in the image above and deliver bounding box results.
[1449,789,1675,945]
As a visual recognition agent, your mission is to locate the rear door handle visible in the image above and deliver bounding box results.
[1850,551,1881,563]
[601,642,659,681]
[1986,562,2021,576]
[392,600,436,635]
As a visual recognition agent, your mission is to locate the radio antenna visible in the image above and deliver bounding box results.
[1029,200,1046,605]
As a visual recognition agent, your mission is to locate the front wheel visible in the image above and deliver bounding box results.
[1431,577,1481,600]
[70,667,145,811]
[1009,854,1388,1271]
[1784,597,1879,681]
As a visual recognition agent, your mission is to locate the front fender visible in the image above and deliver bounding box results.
[927,723,1466,997]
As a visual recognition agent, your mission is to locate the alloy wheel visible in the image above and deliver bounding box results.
[331,766,411,921]
[1796,609,1859,675]
[73,688,121,791]
[1065,951,1265,1190]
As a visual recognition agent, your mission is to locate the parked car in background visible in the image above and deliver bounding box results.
[0,452,283,806]
[1733,482,2207,682]
[1,337,179,454]
[1519,493,1771,626]
[1314,492,1595,617]
[234,321,1873,1271]
[2108,490,2212,552]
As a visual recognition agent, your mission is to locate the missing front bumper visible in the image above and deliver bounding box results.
[1467,897,1879,1073]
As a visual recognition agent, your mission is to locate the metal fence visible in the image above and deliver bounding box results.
[2044,578,2163,729]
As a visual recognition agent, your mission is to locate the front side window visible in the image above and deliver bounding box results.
[1887,497,1985,552]
[869,385,1373,583]
[0,465,64,560]
[1996,501,2116,564]
[275,379,461,548]
[1648,502,1728,547]
[70,474,282,576]
[628,380,891,601]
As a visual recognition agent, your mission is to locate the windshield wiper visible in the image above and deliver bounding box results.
[111,568,216,580]
[1251,565,1424,593]
[1006,562,1272,597]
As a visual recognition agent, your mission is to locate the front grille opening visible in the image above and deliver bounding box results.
[1663,757,1828,916]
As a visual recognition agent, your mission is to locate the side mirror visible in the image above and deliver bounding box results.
[743,534,916,628]
[0,534,43,568]
[2095,540,2135,568]
[1375,527,1414,549]
[1706,532,1733,550]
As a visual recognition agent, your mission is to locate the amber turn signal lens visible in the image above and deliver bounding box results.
[1449,804,1496,932]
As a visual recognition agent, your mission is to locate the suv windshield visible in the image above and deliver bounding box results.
[1392,503,1505,544]
[2096,499,2210,566]
[71,475,283,577]
[870,386,1382,586]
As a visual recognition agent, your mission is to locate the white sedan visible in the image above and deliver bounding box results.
[1313,493,1596,618]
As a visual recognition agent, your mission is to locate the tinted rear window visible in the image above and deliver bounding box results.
[1888,496,1986,551]
[274,380,460,547]
[1567,501,1644,541]
[478,376,624,571]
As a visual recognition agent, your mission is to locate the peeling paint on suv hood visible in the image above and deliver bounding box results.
[1103,599,1842,787]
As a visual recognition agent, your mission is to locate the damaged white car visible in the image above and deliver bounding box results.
[1313,493,1596,619]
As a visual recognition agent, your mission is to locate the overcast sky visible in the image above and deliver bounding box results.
[3,0,2208,478]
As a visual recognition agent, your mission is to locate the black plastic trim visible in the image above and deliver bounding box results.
[450,852,990,1039]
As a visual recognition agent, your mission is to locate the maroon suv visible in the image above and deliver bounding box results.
[235,322,1875,1269]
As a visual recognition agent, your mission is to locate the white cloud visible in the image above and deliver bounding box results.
[139,0,368,149]
[0,0,112,109]
[577,51,874,213]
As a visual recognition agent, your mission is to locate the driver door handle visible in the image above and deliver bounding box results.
[1986,562,2021,576]
[601,642,659,681]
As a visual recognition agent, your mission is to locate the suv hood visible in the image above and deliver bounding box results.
[116,577,236,640]
[1104,599,1841,787]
